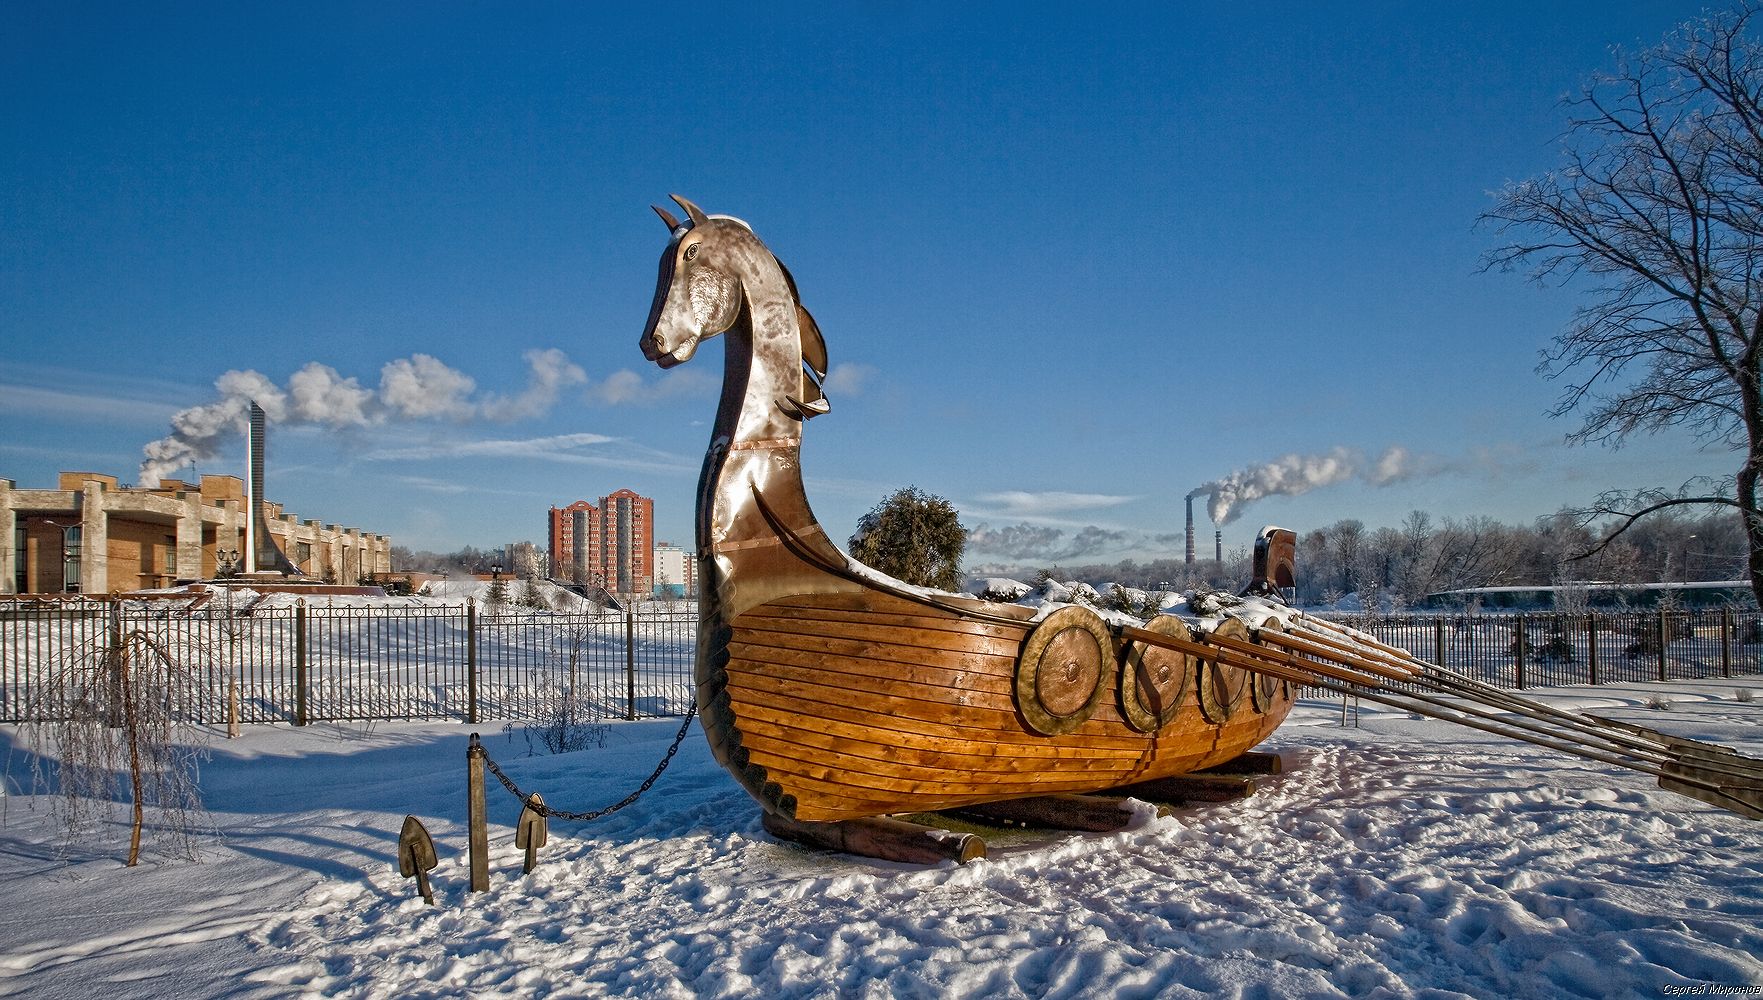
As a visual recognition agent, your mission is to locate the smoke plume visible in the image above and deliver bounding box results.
[1190,446,1423,525]
[138,349,588,484]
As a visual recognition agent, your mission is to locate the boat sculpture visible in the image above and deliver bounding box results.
[639,196,1303,857]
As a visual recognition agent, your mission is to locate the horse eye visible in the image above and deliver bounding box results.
[684,243,700,261]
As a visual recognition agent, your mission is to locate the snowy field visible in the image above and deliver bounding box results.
[1,678,1760,999]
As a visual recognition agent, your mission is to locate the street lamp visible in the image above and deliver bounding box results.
[491,563,504,581]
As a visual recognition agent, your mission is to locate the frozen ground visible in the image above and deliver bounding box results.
[1,677,1760,999]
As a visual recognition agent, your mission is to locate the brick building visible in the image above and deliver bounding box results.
[546,489,656,596]
[1,471,392,595]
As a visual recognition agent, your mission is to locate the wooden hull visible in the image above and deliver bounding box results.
[699,588,1296,823]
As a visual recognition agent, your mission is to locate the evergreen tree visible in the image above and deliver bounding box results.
[848,486,967,590]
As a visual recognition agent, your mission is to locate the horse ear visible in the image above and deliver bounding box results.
[797,305,827,379]
[794,304,830,419]
[670,194,710,226]
[652,205,681,230]
[773,256,827,377]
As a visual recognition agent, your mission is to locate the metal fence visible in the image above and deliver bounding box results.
[1321,608,1763,689]
[0,598,695,726]
[3,601,1758,727]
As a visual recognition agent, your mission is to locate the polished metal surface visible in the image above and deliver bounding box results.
[639,194,855,626]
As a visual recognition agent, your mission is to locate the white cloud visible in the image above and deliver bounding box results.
[288,363,374,427]
[975,491,1138,517]
[378,355,477,421]
[585,368,715,406]
[482,348,589,421]
[823,362,874,396]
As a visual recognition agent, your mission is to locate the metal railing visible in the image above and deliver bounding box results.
[1320,608,1763,690]
[3,601,1757,726]
[0,598,695,725]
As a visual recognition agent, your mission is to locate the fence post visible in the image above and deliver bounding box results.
[1721,608,1733,678]
[106,600,124,728]
[467,733,489,893]
[625,610,638,721]
[1433,618,1445,668]
[466,604,479,725]
[294,600,308,727]
[1586,613,1599,686]
[1656,609,1669,683]
[1513,614,1526,690]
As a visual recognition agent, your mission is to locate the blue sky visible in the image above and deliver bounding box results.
[0,2,1732,567]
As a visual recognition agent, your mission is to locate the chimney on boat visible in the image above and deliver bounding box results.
[1184,495,1196,565]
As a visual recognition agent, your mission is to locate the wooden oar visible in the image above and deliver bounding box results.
[1289,670,1763,820]
[1255,629,1419,683]
[1122,615,1763,816]
[1281,621,1763,782]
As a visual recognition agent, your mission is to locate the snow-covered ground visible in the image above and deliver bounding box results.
[2,677,1760,999]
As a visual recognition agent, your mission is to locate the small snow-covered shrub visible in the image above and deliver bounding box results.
[507,701,608,756]
[1040,579,1098,605]
[1736,688,1755,703]
[975,578,1032,603]
[1646,694,1674,711]
[1103,584,1161,620]
[1520,624,1575,663]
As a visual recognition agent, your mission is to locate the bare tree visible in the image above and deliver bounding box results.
[1483,4,1763,605]
[23,607,212,865]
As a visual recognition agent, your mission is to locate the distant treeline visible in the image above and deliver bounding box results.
[391,544,541,578]
[982,509,1748,609]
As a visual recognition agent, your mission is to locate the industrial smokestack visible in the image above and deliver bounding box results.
[1215,530,1223,564]
[244,401,296,576]
[1185,494,1196,565]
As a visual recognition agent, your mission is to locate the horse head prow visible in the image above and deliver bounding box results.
[640,195,829,422]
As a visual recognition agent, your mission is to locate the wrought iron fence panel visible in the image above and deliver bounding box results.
[628,610,696,717]
[1319,608,1763,690]
[5,600,1760,725]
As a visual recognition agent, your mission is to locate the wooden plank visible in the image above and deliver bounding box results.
[736,724,1147,788]
[762,811,987,864]
[723,679,1154,750]
[760,595,1031,643]
[728,632,1017,685]
[726,661,1021,726]
[1199,750,1285,775]
[1659,774,1763,820]
[1111,774,1258,804]
[948,793,1155,832]
[731,648,1019,713]
[742,746,1144,798]
[733,699,1149,757]
[737,712,1150,766]
[737,613,1024,664]
[727,665,1288,752]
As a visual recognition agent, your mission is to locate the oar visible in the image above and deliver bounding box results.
[1116,617,1763,818]
[1282,617,1758,775]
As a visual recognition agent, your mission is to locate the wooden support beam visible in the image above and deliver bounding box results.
[1660,766,1763,821]
[1112,773,1258,804]
[1584,714,1738,754]
[762,811,987,864]
[947,793,1162,832]
[1200,750,1284,775]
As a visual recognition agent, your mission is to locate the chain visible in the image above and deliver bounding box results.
[472,701,698,822]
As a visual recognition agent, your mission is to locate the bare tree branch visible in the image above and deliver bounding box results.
[1481,4,1763,605]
